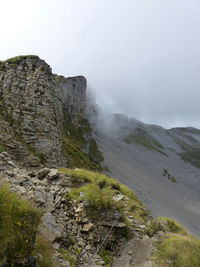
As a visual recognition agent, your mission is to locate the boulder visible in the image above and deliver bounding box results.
[37,167,50,179]
[47,169,59,180]
[81,223,95,233]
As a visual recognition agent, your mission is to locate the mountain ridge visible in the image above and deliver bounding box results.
[0,55,199,266]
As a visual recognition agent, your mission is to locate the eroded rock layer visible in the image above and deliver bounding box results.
[0,56,86,166]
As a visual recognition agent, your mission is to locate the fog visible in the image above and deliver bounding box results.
[1,0,200,129]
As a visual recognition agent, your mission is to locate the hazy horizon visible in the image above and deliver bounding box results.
[1,0,200,129]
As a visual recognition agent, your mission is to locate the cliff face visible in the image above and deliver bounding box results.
[0,56,87,166]
[56,75,86,125]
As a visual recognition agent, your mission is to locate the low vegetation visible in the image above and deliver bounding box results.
[0,55,38,70]
[62,120,103,171]
[60,168,150,238]
[0,145,5,153]
[173,137,200,168]
[180,148,200,168]
[0,185,41,266]
[58,248,76,267]
[158,217,189,236]
[124,129,168,156]
[162,169,179,184]
[152,217,200,266]
[33,236,54,267]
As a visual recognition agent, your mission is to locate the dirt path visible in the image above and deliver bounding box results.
[112,236,157,267]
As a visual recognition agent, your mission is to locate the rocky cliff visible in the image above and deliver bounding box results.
[0,56,99,168]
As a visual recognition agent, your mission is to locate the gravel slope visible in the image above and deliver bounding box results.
[93,115,200,237]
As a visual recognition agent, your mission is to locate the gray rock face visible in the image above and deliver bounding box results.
[56,75,86,126]
[0,56,87,166]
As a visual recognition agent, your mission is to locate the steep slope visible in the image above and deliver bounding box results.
[0,55,199,266]
[0,56,102,170]
[89,113,200,237]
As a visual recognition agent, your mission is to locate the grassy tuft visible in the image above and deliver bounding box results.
[33,236,53,267]
[58,248,76,267]
[0,185,41,265]
[99,249,112,266]
[158,217,189,236]
[152,217,200,266]
[145,221,164,237]
[153,233,200,267]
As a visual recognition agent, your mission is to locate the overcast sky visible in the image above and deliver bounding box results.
[1,0,200,129]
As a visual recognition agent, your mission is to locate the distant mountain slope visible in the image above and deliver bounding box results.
[88,112,200,237]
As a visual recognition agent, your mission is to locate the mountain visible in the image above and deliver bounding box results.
[88,111,200,237]
[0,55,199,266]
[0,55,102,170]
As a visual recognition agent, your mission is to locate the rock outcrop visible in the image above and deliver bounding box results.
[56,75,86,125]
[0,151,155,267]
[0,56,87,166]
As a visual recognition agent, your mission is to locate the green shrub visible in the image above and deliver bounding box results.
[98,179,107,189]
[0,185,41,265]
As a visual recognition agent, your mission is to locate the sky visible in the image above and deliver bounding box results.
[1,0,200,129]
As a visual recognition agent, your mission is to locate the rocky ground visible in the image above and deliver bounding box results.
[0,151,160,266]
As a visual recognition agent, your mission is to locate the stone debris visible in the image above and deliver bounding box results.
[0,151,155,267]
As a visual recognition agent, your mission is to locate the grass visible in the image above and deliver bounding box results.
[180,148,200,168]
[60,168,150,237]
[0,145,5,153]
[33,236,53,267]
[173,137,200,168]
[0,55,38,69]
[62,120,103,171]
[99,249,112,266]
[58,248,76,267]
[145,221,164,237]
[153,233,200,266]
[124,129,168,157]
[0,185,42,265]
[152,217,200,266]
[158,217,188,236]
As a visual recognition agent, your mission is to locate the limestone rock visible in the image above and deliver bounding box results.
[0,56,87,166]
[48,169,59,180]
[37,167,50,179]
[81,223,95,233]
[113,193,124,201]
